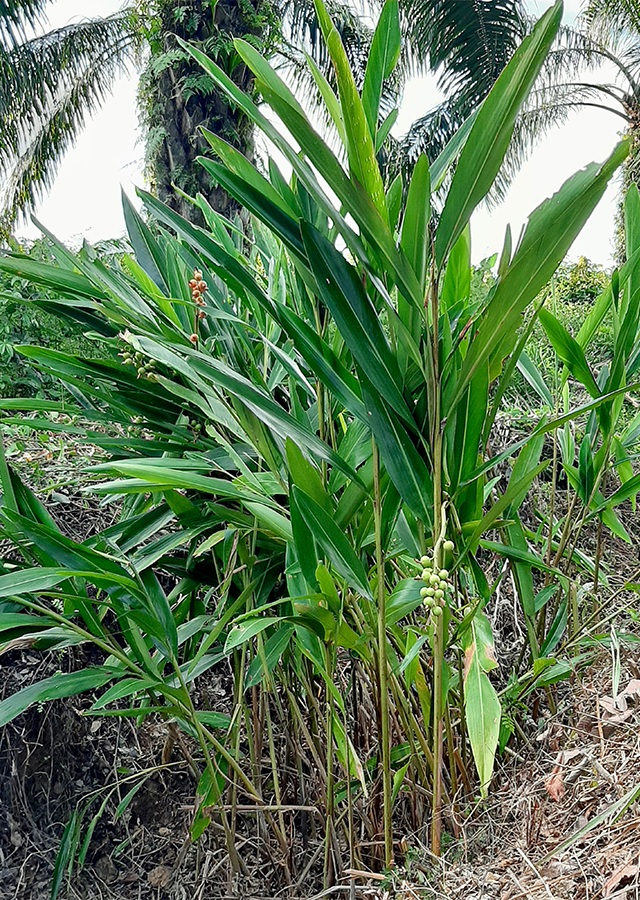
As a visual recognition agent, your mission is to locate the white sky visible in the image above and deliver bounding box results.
[15,0,625,266]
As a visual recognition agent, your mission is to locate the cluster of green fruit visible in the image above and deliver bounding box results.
[119,348,157,381]
[418,541,455,620]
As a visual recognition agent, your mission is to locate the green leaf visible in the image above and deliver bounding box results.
[362,0,401,139]
[0,255,108,301]
[197,157,305,257]
[292,486,372,600]
[51,808,81,900]
[0,567,70,598]
[224,617,282,653]
[177,40,422,310]
[461,613,500,795]
[0,667,118,728]
[446,139,629,415]
[300,221,414,427]
[539,308,599,397]
[312,0,386,216]
[121,189,168,293]
[400,153,431,299]
[516,351,554,406]
[435,2,562,267]
[196,711,233,729]
[304,53,346,145]
[540,598,567,656]
[386,579,423,626]
[245,624,295,689]
[375,108,398,153]
[461,461,548,558]
[286,438,332,513]
[362,381,434,528]
[138,569,178,659]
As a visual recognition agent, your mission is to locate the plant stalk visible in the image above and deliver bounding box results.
[372,439,393,869]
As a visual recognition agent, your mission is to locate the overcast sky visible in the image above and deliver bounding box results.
[15,0,624,266]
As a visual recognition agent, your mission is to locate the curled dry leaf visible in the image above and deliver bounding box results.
[544,749,585,801]
[545,769,565,802]
[603,858,639,897]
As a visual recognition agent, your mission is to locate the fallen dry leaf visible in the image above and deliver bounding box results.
[603,859,639,897]
[545,770,565,801]
[147,864,172,888]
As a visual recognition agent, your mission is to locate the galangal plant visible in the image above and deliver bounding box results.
[0,0,633,890]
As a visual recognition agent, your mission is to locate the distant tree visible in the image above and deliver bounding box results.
[0,0,531,233]
[0,0,277,232]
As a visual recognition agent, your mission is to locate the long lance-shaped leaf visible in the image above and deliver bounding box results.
[177,39,423,311]
[301,221,414,428]
[539,308,599,397]
[121,189,169,294]
[292,487,373,601]
[90,461,283,507]
[127,333,364,487]
[362,380,433,528]
[200,128,298,218]
[400,153,430,302]
[1,511,139,584]
[466,381,640,488]
[276,305,368,423]
[445,139,629,416]
[461,613,500,796]
[0,255,108,301]
[35,219,159,326]
[137,188,364,419]
[0,667,119,728]
[137,188,279,310]
[0,567,72,598]
[429,109,479,193]
[198,156,305,258]
[458,461,548,562]
[361,0,401,140]
[435,1,562,268]
[305,53,345,145]
[309,3,386,216]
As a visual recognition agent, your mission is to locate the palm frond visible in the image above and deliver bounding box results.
[585,0,640,40]
[0,0,49,49]
[0,12,136,234]
[398,0,527,104]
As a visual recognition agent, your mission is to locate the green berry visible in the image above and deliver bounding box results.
[426,587,435,597]
[439,569,449,579]
[434,589,444,599]
[429,574,439,585]
[443,540,455,553]
[432,607,442,617]
[420,555,431,567]
[439,581,448,591]
[420,587,429,598]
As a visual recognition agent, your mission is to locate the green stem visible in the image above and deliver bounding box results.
[372,439,393,869]
[323,643,336,888]
[431,444,445,856]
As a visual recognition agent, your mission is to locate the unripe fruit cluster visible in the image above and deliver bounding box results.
[418,553,453,619]
[119,348,157,381]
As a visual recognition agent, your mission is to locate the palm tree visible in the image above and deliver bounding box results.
[0,2,136,234]
[0,0,530,235]
[0,0,277,233]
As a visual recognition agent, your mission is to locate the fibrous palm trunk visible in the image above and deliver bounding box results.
[144,0,272,226]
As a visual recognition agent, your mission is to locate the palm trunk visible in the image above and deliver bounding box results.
[143,0,273,226]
